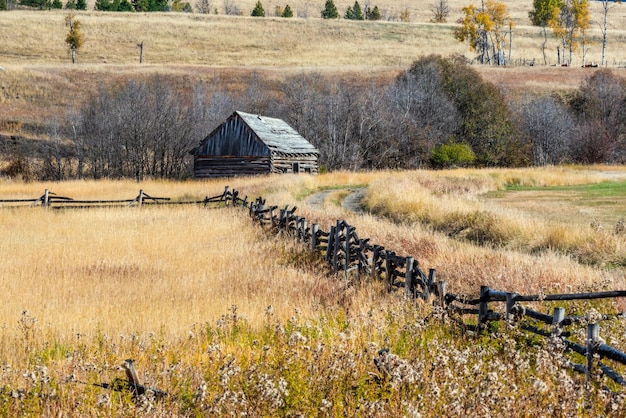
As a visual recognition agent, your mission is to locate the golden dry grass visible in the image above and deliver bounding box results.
[2,0,626,68]
[2,3,625,130]
[0,179,334,366]
[1,169,626,415]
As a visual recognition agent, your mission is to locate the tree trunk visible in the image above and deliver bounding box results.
[601,1,608,66]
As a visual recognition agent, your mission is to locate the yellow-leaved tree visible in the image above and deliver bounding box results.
[550,0,590,65]
[454,1,513,65]
[65,13,84,64]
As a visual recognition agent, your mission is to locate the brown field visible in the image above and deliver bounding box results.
[1,0,626,131]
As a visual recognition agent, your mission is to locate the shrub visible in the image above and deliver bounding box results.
[430,141,475,168]
[399,7,410,22]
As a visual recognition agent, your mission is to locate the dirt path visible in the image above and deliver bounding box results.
[341,188,366,214]
[306,188,366,214]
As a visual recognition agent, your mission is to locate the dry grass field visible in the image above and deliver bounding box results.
[2,2,626,414]
[1,167,626,415]
[1,0,626,131]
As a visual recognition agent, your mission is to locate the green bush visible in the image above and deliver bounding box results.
[430,141,475,168]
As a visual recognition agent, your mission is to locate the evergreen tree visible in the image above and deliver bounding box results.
[0,0,6,10]
[65,0,76,9]
[321,0,337,18]
[94,0,112,10]
[75,0,85,8]
[281,4,292,17]
[148,0,167,11]
[251,0,264,16]
[118,0,132,10]
[52,0,62,8]
[366,5,381,20]
[344,5,352,18]
[20,0,46,9]
[352,1,363,19]
[132,0,146,10]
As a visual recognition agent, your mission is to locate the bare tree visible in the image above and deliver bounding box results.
[430,0,449,23]
[195,0,212,13]
[516,96,574,165]
[599,0,622,67]
[75,77,208,179]
[224,0,240,15]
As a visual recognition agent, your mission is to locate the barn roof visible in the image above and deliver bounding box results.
[235,111,319,155]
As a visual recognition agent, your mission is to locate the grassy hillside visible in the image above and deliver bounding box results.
[1,2,626,131]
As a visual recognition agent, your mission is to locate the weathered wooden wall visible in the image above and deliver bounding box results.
[194,156,271,178]
[195,116,271,157]
[271,154,319,174]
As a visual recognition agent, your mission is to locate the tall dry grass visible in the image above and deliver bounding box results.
[1,171,626,415]
[0,179,346,368]
[360,167,626,279]
[2,0,625,68]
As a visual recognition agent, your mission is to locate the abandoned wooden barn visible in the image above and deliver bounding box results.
[192,111,319,178]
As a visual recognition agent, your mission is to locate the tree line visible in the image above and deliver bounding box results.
[4,55,625,181]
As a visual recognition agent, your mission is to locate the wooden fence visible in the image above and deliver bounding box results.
[4,185,626,388]
[223,187,626,388]
[0,189,227,209]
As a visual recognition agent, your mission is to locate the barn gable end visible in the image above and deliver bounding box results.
[193,111,319,178]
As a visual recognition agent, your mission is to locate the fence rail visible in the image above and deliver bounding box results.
[0,189,228,209]
[224,186,626,389]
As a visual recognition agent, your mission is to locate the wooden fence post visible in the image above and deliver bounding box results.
[301,218,307,242]
[311,224,319,253]
[269,206,276,227]
[405,256,415,298]
[138,189,144,207]
[372,246,381,280]
[385,250,393,291]
[332,220,341,274]
[426,269,436,299]
[478,285,490,329]
[552,307,565,337]
[344,225,353,274]
[43,189,50,208]
[437,280,447,307]
[587,323,599,381]
[505,292,518,323]
[326,225,336,264]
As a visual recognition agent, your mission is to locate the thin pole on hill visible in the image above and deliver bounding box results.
[137,41,144,64]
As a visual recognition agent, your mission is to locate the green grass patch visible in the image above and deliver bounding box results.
[504,180,626,196]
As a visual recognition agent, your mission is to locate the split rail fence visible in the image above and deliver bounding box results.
[223,187,626,389]
[0,189,226,209]
[3,186,626,388]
